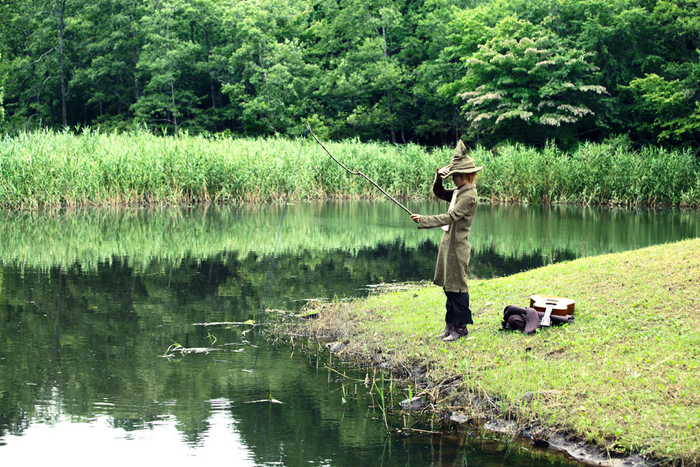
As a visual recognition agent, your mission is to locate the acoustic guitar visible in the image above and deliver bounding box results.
[529,295,576,327]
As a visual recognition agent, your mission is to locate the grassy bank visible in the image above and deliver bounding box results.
[278,239,700,466]
[0,130,698,209]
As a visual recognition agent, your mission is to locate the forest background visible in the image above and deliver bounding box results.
[0,0,699,150]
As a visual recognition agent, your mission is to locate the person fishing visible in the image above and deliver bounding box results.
[410,140,482,342]
[306,123,480,342]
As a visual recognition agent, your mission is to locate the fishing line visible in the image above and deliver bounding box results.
[247,126,309,373]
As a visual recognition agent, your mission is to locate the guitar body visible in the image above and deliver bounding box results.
[529,295,575,317]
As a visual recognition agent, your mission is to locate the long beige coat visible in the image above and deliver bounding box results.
[417,173,478,293]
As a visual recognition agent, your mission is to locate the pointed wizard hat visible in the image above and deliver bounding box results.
[441,140,483,178]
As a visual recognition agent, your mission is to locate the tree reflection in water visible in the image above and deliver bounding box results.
[0,202,697,465]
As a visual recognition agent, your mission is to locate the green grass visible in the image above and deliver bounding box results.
[0,129,698,209]
[286,239,700,466]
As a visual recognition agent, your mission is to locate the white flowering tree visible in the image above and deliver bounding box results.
[451,17,607,147]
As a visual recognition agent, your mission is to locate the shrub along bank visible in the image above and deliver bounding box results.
[0,130,698,209]
[278,239,700,466]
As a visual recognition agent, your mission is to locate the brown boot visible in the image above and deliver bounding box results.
[443,326,468,342]
[436,324,453,338]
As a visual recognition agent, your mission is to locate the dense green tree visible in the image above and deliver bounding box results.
[619,0,700,146]
[625,69,700,145]
[184,0,229,133]
[2,0,77,129]
[649,0,700,64]
[0,0,20,127]
[218,0,315,136]
[0,1,16,124]
[423,1,503,145]
[341,1,409,143]
[410,1,472,144]
[525,0,700,144]
[130,0,209,133]
[0,52,4,122]
[69,0,147,130]
[305,0,418,142]
[0,0,698,147]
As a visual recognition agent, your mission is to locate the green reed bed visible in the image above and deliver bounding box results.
[0,129,698,209]
[474,142,700,207]
[0,129,443,209]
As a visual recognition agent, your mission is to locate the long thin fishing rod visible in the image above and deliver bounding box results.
[247,127,309,373]
[305,122,413,216]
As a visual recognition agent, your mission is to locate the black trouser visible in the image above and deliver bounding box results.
[444,290,473,328]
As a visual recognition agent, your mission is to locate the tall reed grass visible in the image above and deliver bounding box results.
[474,141,700,207]
[0,129,445,209]
[0,129,698,209]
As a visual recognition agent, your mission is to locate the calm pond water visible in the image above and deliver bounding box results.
[1,201,698,466]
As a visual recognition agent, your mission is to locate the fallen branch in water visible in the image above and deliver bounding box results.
[245,398,284,404]
[192,320,257,326]
[162,344,218,358]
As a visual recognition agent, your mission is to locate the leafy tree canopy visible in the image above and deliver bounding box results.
[0,0,697,148]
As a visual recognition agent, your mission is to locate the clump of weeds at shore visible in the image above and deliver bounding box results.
[282,239,700,466]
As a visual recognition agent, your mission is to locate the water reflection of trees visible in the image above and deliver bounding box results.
[0,203,696,272]
[0,257,396,462]
[1,202,698,461]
